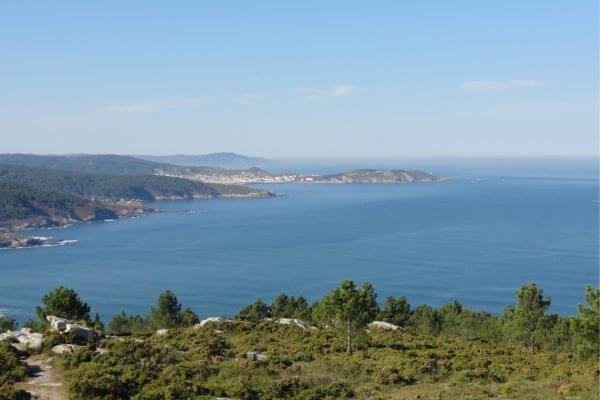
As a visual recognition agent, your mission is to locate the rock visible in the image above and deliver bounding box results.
[0,328,44,351]
[17,335,43,351]
[368,321,400,331]
[246,351,268,363]
[277,318,306,330]
[95,348,108,355]
[52,344,84,354]
[156,329,169,335]
[65,324,96,340]
[195,317,232,328]
[47,316,68,331]
[47,315,96,341]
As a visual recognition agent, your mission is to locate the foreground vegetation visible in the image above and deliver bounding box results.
[0,282,598,399]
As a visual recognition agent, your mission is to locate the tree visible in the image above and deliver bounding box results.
[571,285,599,359]
[409,304,441,336]
[512,282,551,353]
[438,300,463,336]
[35,286,91,323]
[148,290,183,329]
[179,307,200,327]
[107,311,149,336]
[315,280,379,354]
[236,299,271,322]
[92,313,105,333]
[377,296,411,327]
[270,293,310,320]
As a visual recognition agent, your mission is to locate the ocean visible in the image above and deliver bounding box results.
[1,159,598,322]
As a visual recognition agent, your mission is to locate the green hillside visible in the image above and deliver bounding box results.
[0,181,116,223]
[0,164,270,202]
[0,154,167,176]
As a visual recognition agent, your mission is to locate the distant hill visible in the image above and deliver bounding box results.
[0,181,118,224]
[0,153,271,177]
[0,164,272,202]
[319,169,440,183]
[137,152,278,169]
[0,154,169,175]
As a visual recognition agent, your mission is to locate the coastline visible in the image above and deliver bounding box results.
[0,191,276,250]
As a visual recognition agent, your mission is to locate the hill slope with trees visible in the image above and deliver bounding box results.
[0,164,272,203]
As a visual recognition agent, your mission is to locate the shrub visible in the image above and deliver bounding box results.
[0,317,17,332]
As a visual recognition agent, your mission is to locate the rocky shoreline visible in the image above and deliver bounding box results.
[0,232,76,249]
[0,192,275,249]
[0,200,155,249]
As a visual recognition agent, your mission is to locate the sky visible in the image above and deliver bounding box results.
[0,1,598,158]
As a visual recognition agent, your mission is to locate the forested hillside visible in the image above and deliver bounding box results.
[0,154,167,175]
[0,182,117,223]
[0,164,270,202]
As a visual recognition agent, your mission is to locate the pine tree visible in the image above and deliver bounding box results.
[571,286,599,359]
[316,280,379,354]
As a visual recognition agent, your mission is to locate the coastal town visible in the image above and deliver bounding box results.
[154,167,440,185]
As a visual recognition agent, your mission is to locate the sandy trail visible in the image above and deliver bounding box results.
[16,354,67,400]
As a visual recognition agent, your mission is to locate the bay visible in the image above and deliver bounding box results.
[1,173,597,322]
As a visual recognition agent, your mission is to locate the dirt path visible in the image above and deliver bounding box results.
[15,354,67,400]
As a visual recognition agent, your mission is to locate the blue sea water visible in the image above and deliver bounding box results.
[0,165,598,323]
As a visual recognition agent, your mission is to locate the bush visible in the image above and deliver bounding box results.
[0,341,30,400]
[0,317,17,333]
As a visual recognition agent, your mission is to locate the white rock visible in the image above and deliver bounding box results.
[1,329,44,351]
[19,336,43,351]
[277,318,306,330]
[47,316,68,331]
[156,329,169,335]
[65,324,96,340]
[52,344,83,354]
[195,317,232,328]
[368,321,400,331]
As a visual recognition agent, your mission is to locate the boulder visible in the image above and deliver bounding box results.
[368,321,400,331]
[47,316,68,331]
[195,317,232,328]
[65,324,96,340]
[277,318,306,330]
[17,334,44,351]
[52,344,84,354]
[246,351,268,363]
[46,315,96,341]
[0,329,44,351]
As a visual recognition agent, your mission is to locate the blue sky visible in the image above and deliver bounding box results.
[0,1,597,157]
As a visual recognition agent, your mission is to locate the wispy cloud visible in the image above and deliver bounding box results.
[299,84,358,100]
[106,98,204,112]
[331,84,357,97]
[233,92,267,105]
[461,80,543,91]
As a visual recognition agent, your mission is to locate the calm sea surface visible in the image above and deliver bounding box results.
[1,167,598,322]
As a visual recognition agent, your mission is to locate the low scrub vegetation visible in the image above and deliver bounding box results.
[1,281,598,399]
